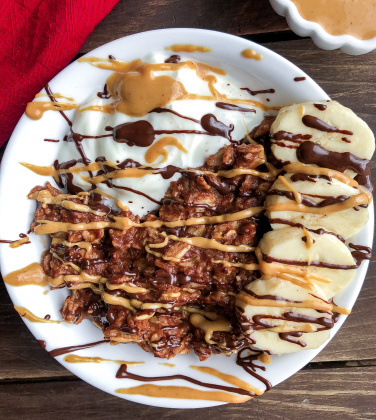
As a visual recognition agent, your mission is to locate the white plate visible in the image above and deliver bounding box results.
[270,0,376,55]
[0,28,373,409]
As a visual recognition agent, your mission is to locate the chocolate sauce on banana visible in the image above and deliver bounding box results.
[302,115,353,135]
[273,131,312,143]
[296,142,372,191]
[313,104,327,111]
[262,253,357,270]
[349,243,372,267]
[268,189,349,208]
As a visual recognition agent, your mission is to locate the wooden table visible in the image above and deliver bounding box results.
[1,1,375,418]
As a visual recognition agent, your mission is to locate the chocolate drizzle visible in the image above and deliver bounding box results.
[269,218,345,242]
[113,120,155,147]
[97,84,111,99]
[273,131,312,143]
[268,189,350,208]
[278,331,305,347]
[262,253,357,270]
[115,364,255,397]
[349,243,372,267]
[165,55,181,64]
[37,340,47,349]
[313,104,327,111]
[215,102,256,113]
[297,142,372,191]
[294,77,306,82]
[200,114,234,142]
[240,88,275,96]
[49,340,109,357]
[302,115,353,135]
[236,347,272,391]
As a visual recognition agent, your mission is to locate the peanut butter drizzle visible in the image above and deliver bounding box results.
[51,238,93,252]
[78,57,271,113]
[144,136,188,164]
[67,283,101,294]
[83,168,153,184]
[278,175,302,204]
[212,260,259,270]
[284,163,359,187]
[25,101,79,120]
[4,263,48,287]
[29,190,106,215]
[189,313,231,344]
[166,44,212,53]
[35,93,74,101]
[190,366,263,396]
[159,363,176,368]
[167,234,255,253]
[34,206,263,235]
[102,292,174,313]
[116,384,250,403]
[106,282,148,294]
[102,292,135,312]
[241,49,263,61]
[290,0,376,40]
[14,306,61,323]
[267,324,316,333]
[93,188,129,211]
[258,353,271,364]
[64,354,143,366]
[302,228,314,249]
[145,245,181,262]
[237,292,350,315]
[9,236,30,248]
[267,192,369,214]
[182,306,220,321]
[20,162,59,183]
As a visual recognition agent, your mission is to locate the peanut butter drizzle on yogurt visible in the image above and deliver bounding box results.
[290,0,376,40]
[241,49,263,61]
[4,263,48,287]
[25,101,79,120]
[64,354,144,366]
[116,384,251,403]
[166,44,212,53]
[14,306,61,323]
[144,136,188,164]
[77,57,272,113]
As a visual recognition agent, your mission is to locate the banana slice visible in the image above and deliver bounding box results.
[270,101,375,166]
[236,276,333,355]
[257,227,357,298]
[266,172,369,239]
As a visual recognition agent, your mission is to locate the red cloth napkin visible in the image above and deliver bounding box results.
[0,0,119,147]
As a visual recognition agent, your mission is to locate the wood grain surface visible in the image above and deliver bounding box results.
[1,0,375,417]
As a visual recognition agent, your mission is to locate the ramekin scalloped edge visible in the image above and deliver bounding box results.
[270,0,376,55]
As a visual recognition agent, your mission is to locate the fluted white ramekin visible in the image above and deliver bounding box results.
[270,0,376,55]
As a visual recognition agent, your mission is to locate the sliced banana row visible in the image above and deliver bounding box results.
[235,100,373,355]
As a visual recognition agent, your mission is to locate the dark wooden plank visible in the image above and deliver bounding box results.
[78,0,289,54]
[1,366,375,419]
